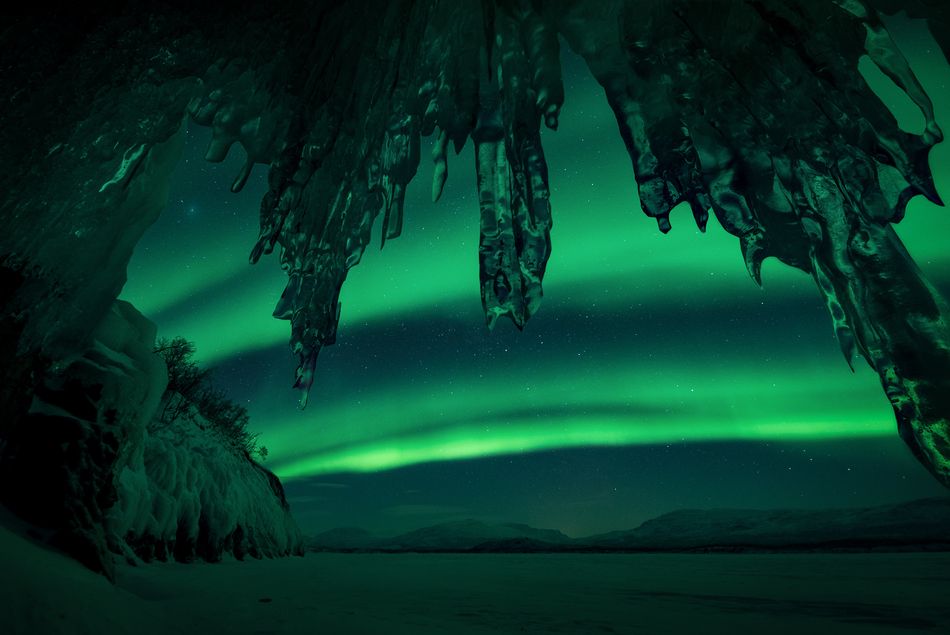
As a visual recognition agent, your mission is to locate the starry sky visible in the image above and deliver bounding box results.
[122,15,950,537]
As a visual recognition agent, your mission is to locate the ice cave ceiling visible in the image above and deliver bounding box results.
[2,0,950,488]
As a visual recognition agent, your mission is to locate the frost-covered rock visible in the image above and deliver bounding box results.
[109,402,302,563]
[0,298,301,576]
[0,300,168,576]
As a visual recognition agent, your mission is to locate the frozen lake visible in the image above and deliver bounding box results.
[5,518,949,635]
[120,551,950,634]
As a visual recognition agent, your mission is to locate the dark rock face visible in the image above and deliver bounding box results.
[1,0,949,532]
[0,298,165,577]
[0,399,123,577]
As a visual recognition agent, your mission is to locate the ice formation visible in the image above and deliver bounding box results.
[0,0,949,531]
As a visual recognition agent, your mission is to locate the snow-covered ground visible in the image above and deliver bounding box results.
[4,518,949,635]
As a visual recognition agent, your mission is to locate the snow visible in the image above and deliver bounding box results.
[3,513,949,635]
[0,513,172,635]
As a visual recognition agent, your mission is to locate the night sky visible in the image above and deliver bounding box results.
[122,16,950,537]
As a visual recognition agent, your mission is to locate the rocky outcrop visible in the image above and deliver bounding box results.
[110,401,303,565]
[0,298,302,577]
[0,300,168,576]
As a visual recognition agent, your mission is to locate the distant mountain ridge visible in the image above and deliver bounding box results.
[310,519,572,552]
[307,498,950,553]
[584,497,950,550]
[384,519,572,550]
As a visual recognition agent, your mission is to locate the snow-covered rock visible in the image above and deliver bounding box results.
[110,407,302,563]
[0,298,301,576]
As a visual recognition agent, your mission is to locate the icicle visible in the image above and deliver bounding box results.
[517,0,564,130]
[231,158,254,193]
[98,144,148,193]
[860,14,942,147]
[740,230,767,288]
[431,128,449,203]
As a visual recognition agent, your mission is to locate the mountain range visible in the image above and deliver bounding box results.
[307,497,950,553]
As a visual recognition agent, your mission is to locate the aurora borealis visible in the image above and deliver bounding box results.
[122,16,950,535]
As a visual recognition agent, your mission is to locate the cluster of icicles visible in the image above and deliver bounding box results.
[184,0,950,485]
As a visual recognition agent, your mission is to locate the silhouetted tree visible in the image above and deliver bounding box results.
[153,336,263,459]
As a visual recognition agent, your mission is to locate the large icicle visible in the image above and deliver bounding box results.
[474,3,558,330]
